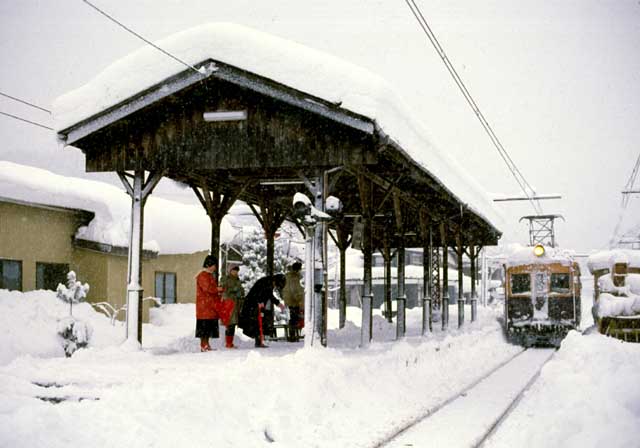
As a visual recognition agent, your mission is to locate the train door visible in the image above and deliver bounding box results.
[532,271,549,320]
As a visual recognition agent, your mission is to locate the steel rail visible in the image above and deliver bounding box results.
[473,349,557,447]
[371,346,528,448]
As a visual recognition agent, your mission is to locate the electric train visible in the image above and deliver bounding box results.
[504,244,581,347]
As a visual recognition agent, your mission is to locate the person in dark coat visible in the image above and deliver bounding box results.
[238,274,286,348]
[195,255,221,352]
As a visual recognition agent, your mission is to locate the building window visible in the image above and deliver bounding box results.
[155,272,176,304]
[36,262,69,291]
[0,259,22,291]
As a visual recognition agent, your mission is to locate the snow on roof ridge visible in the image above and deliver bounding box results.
[52,22,502,232]
[52,22,388,132]
[0,161,236,254]
[587,249,640,273]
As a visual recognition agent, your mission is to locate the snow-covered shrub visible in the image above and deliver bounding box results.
[55,271,92,357]
[239,229,296,289]
[56,271,90,316]
[57,316,93,357]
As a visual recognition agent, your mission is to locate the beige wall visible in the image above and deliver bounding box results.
[149,251,207,303]
[1,200,208,323]
[0,201,76,291]
[72,249,109,302]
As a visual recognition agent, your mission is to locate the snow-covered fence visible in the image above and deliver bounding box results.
[91,296,162,326]
[91,301,126,326]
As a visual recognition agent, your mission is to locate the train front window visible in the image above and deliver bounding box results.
[550,273,571,293]
[511,274,531,294]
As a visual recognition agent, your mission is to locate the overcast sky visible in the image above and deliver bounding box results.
[1,0,639,252]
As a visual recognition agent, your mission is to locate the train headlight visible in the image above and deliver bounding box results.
[533,244,545,257]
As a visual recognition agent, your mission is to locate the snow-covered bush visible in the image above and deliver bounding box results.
[57,316,93,357]
[56,271,90,316]
[239,229,296,289]
[55,271,92,357]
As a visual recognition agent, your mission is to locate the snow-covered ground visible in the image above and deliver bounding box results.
[1,280,638,447]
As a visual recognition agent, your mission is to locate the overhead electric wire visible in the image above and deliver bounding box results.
[0,111,53,130]
[81,0,204,76]
[0,91,51,114]
[403,0,543,215]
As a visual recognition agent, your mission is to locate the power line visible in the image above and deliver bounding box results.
[0,91,51,114]
[403,0,542,215]
[81,0,204,76]
[0,111,53,130]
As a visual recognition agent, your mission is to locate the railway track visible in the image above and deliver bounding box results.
[373,348,556,448]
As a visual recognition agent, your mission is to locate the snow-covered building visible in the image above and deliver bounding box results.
[338,248,475,310]
[0,162,238,321]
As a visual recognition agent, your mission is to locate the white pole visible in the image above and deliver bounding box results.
[303,226,315,348]
[126,170,144,343]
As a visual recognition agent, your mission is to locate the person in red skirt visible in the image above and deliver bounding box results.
[195,255,222,352]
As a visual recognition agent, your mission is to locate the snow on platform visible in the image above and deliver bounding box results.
[2,282,635,448]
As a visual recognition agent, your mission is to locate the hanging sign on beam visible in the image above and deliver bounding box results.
[203,110,247,122]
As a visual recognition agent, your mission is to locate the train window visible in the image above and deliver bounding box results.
[511,274,531,294]
[550,273,571,293]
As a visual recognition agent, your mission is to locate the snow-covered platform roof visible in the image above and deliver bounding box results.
[53,23,502,247]
[0,162,237,254]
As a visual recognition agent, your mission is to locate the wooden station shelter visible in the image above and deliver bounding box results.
[55,29,501,347]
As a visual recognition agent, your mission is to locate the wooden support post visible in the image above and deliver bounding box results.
[393,193,406,339]
[334,223,351,329]
[419,210,432,335]
[321,171,329,347]
[357,173,374,346]
[382,227,393,323]
[440,222,449,330]
[118,169,163,344]
[456,228,465,328]
[191,181,245,280]
[464,244,482,322]
[248,195,286,278]
[481,248,488,307]
[469,245,477,322]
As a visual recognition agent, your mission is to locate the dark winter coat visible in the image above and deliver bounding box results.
[238,275,284,338]
[196,270,220,319]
